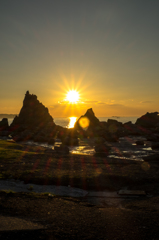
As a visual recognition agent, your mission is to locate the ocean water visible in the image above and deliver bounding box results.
[54,116,138,128]
[3,116,138,128]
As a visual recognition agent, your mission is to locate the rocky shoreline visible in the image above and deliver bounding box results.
[0,91,159,158]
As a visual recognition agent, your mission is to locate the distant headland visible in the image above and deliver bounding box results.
[0,114,17,118]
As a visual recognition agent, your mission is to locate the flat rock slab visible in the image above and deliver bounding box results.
[118,190,146,196]
[0,180,88,197]
[0,215,44,231]
[87,191,118,198]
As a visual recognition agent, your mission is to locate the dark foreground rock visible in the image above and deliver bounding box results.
[54,144,69,154]
[0,118,9,131]
[0,191,159,240]
[74,108,150,142]
[94,143,111,156]
[74,108,120,141]
[135,112,159,128]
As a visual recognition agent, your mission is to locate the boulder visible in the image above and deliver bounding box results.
[94,143,111,154]
[0,118,9,131]
[48,138,55,145]
[107,119,123,128]
[151,142,159,150]
[143,154,159,162]
[135,140,144,145]
[123,122,143,136]
[135,112,159,129]
[62,136,79,146]
[146,135,159,142]
[0,131,9,137]
[54,145,69,154]
[94,137,106,144]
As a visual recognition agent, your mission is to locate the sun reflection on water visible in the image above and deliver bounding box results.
[68,117,77,128]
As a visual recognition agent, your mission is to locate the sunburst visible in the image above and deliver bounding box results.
[66,90,79,103]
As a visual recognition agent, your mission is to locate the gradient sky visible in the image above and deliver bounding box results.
[1,0,159,117]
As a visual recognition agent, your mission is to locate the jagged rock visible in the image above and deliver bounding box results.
[9,91,56,142]
[135,112,159,129]
[0,118,9,131]
[10,91,54,131]
[74,108,100,131]
[74,109,121,141]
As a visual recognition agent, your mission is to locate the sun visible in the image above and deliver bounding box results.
[66,90,79,103]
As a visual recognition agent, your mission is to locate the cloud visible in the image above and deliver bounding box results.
[84,100,99,104]
[140,101,153,104]
[96,101,106,105]
[106,103,124,107]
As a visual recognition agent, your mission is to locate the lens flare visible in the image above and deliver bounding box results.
[79,117,90,130]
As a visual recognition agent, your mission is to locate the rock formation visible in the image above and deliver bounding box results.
[0,118,9,136]
[9,91,57,142]
[74,108,100,131]
[10,91,54,130]
[135,112,159,129]
[0,118,9,131]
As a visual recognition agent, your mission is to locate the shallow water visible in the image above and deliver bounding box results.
[23,135,159,161]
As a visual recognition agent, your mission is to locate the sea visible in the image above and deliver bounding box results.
[54,116,138,128]
[1,116,138,128]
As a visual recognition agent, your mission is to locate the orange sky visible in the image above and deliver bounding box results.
[0,1,159,117]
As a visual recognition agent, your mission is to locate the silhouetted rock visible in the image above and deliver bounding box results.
[0,118,9,131]
[94,137,106,144]
[62,136,79,146]
[74,108,121,141]
[74,108,100,131]
[10,91,54,130]
[135,112,159,129]
[107,119,124,136]
[74,108,104,140]
[94,143,111,157]
[9,91,56,143]
[143,154,159,162]
[123,122,143,136]
[136,140,144,145]
[151,142,159,150]
[54,144,69,154]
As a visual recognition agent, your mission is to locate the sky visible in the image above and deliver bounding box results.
[0,0,159,117]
